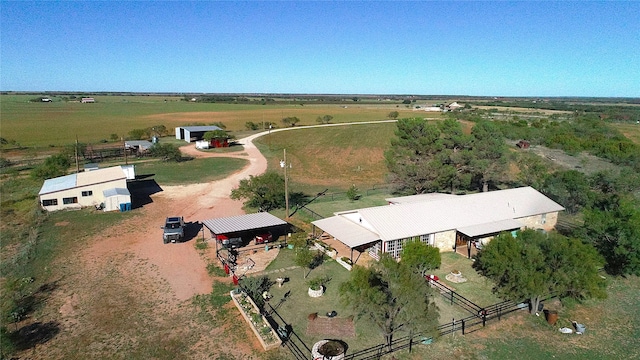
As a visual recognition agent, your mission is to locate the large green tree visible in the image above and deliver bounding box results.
[385,118,447,194]
[542,170,593,214]
[340,254,439,350]
[401,240,441,277]
[474,229,606,314]
[579,195,640,276]
[230,171,286,211]
[31,153,71,179]
[470,121,508,192]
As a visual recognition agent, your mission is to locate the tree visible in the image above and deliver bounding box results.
[542,170,593,214]
[149,143,183,161]
[31,153,70,179]
[579,196,640,276]
[128,128,146,140]
[470,121,508,192]
[474,229,606,314]
[230,171,286,211]
[281,116,300,127]
[385,118,443,194]
[340,255,439,350]
[316,115,333,124]
[401,240,441,276]
[346,184,360,201]
[387,111,399,119]
[203,130,231,142]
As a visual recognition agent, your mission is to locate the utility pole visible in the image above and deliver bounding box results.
[75,136,79,173]
[280,149,289,219]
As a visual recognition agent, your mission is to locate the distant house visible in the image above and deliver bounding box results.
[175,125,222,142]
[38,166,132,212]
[312,187,564,262]
[41,98,52,102]
[81,97,95,103]
[447,102,463,110]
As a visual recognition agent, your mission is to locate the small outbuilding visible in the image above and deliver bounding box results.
[103,188,132,212]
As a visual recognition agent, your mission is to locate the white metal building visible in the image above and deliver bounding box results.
[175,125,222,142]
[38,166,131,212]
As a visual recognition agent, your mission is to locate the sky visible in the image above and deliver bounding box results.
[1,1,639,97]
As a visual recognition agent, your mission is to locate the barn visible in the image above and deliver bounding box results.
[38,166,132,212]
[175,125,222,142]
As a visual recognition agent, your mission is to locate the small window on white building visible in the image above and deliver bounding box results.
[541,213,547,225]
[82,190,93,197]
[42,199,58,206]
[63,197,78,204]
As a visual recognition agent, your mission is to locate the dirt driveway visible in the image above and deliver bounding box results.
[82,132,271,301]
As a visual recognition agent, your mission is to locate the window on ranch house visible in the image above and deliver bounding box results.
[63,197,78,205]
[42,199,58,206]
[82,190,93,197]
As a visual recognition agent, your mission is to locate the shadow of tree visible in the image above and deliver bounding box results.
[11,321,61,351]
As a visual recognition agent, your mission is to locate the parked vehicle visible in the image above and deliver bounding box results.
[162,216,184,244]
[217,234,243,249]
[254,232,273,244]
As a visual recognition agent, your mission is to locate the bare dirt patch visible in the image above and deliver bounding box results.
[21,133,274,359]
[307,316,356,338]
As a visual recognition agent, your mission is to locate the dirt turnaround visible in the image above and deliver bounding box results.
[34,132,277,359]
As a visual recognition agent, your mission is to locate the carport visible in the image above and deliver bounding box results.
[202,212,289,246]
[312,216,381,265]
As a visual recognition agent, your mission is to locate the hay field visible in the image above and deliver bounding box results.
[0,95,424,146]
[611,122,640,144]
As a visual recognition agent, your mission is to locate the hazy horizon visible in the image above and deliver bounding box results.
[2,1,639,97]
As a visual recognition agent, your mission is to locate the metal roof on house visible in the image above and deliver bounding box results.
[386,193,457,204]
[180,126,222,132]
[39,166,127,195]
[313,216,380,248]
[313,187,564,245]
[457,219,523,237]
[103,188,131,197]
[202,212,287,234]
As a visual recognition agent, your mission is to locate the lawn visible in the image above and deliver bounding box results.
[256,247,505,357]
[258,249,391,352]
[132,157,248,185]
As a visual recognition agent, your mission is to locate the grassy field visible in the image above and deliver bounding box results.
[0,94,424,146]
[612,122,640,144]
[133,157,248,185]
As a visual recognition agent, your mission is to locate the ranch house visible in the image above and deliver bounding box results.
[38,166,132,212]
[312,187,564,263]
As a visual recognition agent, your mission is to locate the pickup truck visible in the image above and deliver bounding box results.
[254,232,273,244]
[162,216,184,244]
[217,234,243,249]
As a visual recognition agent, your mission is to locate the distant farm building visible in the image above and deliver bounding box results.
[38,166,133,212]
[81,97,95,103]
[175,125,222,142]
[125,140,154,154]
[41,98,52,102]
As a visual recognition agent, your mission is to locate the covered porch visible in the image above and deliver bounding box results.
[454,219,523,259]
[312,216,381,267]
